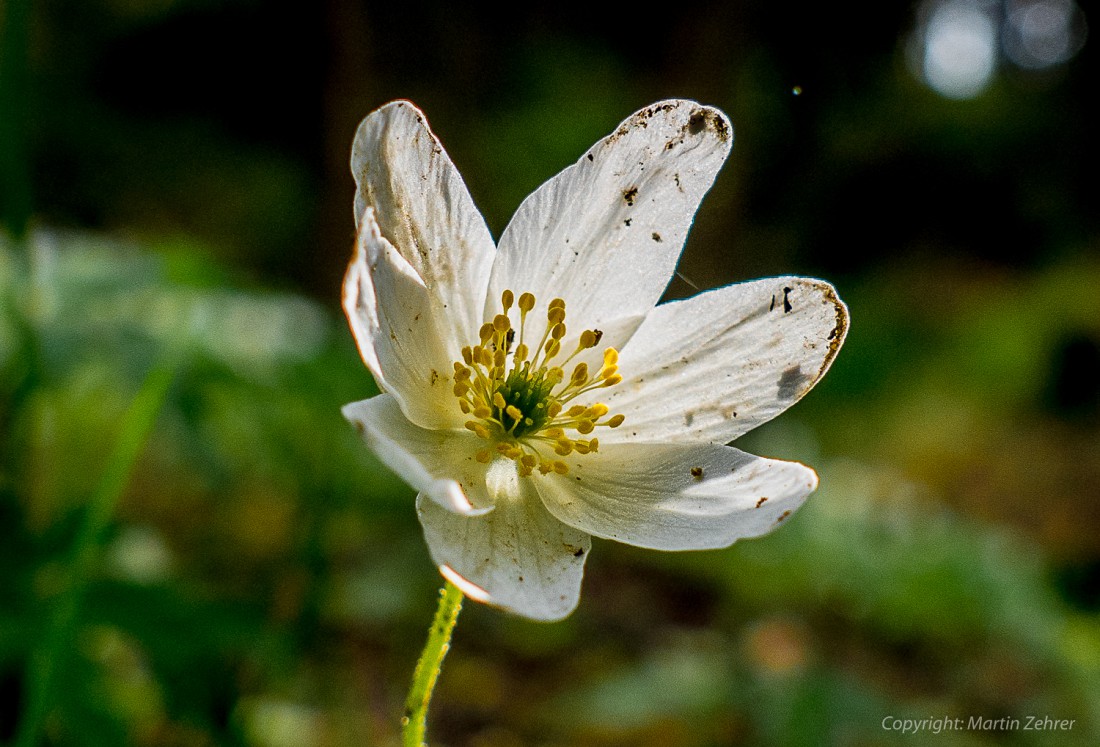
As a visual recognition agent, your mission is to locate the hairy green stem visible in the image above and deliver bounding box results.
[402,580,464,747]
[13,359,177,747]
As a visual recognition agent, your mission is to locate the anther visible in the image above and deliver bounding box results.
[465,421,491,439]
[502,290,514,310]
[519,293,536,313]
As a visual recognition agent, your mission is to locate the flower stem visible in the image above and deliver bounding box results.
[402,579,464,747]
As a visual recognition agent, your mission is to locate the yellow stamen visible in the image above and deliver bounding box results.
[465,421,490,439]
[449,289,626,478]
[586,403,609,418]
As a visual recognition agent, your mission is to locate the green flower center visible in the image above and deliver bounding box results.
[451,290,625,476]
[497,366,556,438]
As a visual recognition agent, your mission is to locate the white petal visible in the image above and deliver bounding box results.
[352,100,496,357]
[342,209,466,429]
[342,394,492,516]
[416,461,591,621]
[535,442,817,551]
[605,277,848,445]
[488,100,732,344]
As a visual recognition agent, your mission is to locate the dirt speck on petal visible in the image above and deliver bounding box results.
[777,365,812,401]
[686,108,731,141]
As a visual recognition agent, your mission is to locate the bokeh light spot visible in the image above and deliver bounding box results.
[1003,0,1088,69]
[921,0,999,99]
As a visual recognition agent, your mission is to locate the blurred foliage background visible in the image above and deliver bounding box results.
[2,0,1100,744]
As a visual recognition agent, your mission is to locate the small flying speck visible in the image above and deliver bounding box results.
[792,86,803,96]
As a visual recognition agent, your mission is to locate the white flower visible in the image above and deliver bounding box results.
[342,100,848,621]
